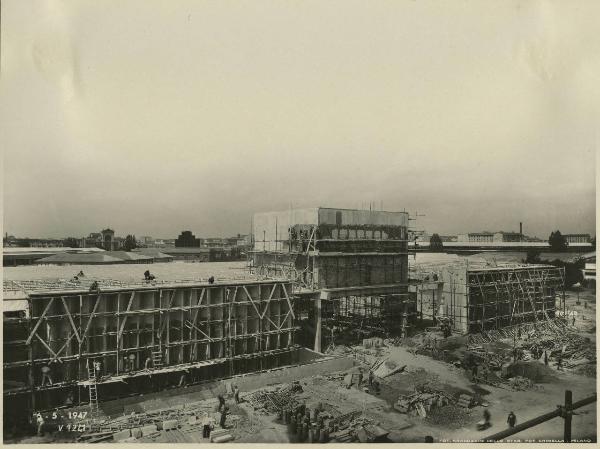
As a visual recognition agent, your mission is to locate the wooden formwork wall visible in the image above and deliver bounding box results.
[4,281,297,414]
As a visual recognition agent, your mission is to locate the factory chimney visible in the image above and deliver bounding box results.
[520,222,523,241]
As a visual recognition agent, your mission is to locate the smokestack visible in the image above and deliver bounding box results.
[520,222,523,240]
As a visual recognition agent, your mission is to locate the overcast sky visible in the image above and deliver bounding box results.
[2,0,597,239]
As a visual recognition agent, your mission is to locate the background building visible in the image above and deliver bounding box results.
[175,231,201,247]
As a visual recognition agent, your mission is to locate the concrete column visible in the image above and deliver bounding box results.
[314,291,327,353]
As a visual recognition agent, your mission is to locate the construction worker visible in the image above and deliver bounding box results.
[507,411,516,428]
[544,351,549,366]
[178,369,189,387]
[128,353,136,371]
[94,360,102,380]
[36,413,45,436]
[356,368,363,387]
[557,355,563,371]
[145,356,153,370]
[208,276,215,284]
[368,370,374,386]
[78,270,85,277]
[483,409,491,427]
[217,394,226,411]
[201,413,213,438]
[219,406,229,428]
[89,281,100,293]
[233,385,240,404]
[41,365,53,386]
[572,315,576,327]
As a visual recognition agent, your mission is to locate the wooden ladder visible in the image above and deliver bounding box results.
[152,350,163,369]
[87,363,99,411]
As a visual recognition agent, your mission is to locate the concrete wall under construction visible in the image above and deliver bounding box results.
[3,279,298,425]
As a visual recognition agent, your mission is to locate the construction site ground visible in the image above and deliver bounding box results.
[9,289,596,444]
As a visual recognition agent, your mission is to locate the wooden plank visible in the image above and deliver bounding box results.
[281,283,295,319]
[26,298,55,345]
[117,291,135,345]
[61,296,81,344]
[80,293,102,348]
[160,289,176,336]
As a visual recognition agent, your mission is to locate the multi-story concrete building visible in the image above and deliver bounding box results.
[250,207,415,351]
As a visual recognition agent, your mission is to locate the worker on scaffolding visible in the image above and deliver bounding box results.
[208,276,215,284]
[89,281,100,293]
[94,360,102,381]
[41,365,53,386]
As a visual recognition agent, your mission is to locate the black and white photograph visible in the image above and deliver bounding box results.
[2,0,597,444]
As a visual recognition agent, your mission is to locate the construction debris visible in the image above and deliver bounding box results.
[245,383,303,414]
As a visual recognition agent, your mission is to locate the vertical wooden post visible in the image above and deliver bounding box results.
[564,390,572,443]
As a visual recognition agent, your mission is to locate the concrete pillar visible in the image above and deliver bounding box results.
[314,291,327,353]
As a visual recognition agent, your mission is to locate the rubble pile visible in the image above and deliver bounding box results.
[394,386,455,418]
[425,404,474,429]
[508,375,536,391]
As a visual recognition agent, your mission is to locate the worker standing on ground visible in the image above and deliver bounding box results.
[234,385,240,404]
[368,369,374,386]
[217,394,226,411]
[36,413,45,437]
[507,411,516,428]
[572,315,576,327]
[482,409,491,429]
[41,365,53,386]
[557,355,563,370]
[219,406,229,428]
[357,368,363,387]
[202,413,213,439]
[544,351,549,366]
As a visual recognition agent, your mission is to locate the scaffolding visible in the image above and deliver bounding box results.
[418,263,567,334]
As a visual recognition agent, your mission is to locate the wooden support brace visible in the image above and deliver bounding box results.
[117,291,135,345]
[281,283,296,320]
[26,298,55,345]
[61,296,81,344]
[80,294,102,348]
[35,333,59,360]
